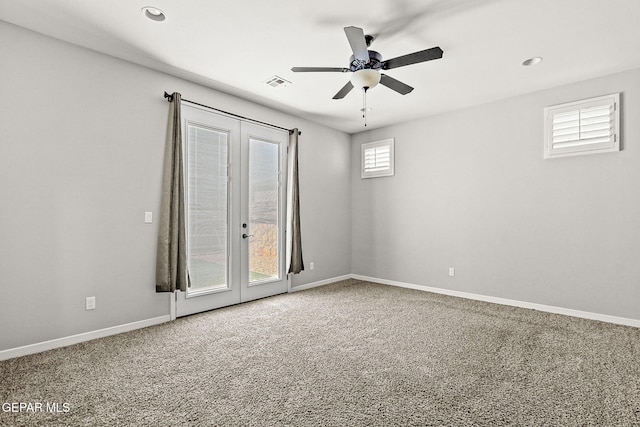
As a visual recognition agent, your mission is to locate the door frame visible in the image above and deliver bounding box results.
[173,103,290,318]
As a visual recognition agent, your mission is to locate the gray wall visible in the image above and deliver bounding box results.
[351,67,640,321]
[0,21,351,351]
[3,17,639,352]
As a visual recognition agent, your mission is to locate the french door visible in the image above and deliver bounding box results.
[175,103,288,317]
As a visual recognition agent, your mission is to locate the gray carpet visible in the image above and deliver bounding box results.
[1,279,640,426]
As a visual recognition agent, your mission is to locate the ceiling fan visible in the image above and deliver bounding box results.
[291,26,444,100]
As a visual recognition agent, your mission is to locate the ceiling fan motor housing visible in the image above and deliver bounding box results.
[350,50,383,72]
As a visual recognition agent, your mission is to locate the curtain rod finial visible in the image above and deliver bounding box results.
[164,91,173,102]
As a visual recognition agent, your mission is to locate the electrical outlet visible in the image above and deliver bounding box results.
[310,262,314,270]
[448,267,455,277]
[144,212,153,223]
[85,296,96,310]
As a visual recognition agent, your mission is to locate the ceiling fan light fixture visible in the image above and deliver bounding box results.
[350,69,381,90]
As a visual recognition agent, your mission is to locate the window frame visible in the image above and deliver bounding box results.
[361,138,395,179]
[544,93,620,159]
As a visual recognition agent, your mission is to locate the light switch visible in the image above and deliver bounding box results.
[144,212,153,223]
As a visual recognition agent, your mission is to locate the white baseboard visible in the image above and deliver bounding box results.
[0,315,171,361]
[289,274,353,293]
[4,275,636,361]
[2,275,347,361]
[351,274,640,328]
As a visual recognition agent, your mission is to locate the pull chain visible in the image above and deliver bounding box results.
[362,87,368,127]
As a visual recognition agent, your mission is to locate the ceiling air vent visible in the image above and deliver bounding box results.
[264,75,291,89]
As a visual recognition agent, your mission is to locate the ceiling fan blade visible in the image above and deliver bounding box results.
[344,26,370,63]
[332,81,354,99]
[291,67,349,72]
[380,74,414,95]
[381,46,443,70]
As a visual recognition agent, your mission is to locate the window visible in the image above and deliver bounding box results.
[361,138,395,178]
[544,93,620,159]
[184,119,230,292]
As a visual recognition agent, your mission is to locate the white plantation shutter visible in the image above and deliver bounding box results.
[362,139,395,178]
[364,146,390,171]
[545,94,620,158]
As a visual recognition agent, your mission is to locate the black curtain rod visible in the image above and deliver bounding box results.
[164,92,301,136]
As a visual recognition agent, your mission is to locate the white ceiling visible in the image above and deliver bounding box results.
[2,0,640,133]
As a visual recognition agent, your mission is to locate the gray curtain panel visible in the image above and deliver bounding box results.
[156,92,190,292]
[287,129,304,274]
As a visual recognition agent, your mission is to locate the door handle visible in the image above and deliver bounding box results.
[242,233,254,239]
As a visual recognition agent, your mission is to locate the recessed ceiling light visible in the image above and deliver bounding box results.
[522,56,543,66]
[142,6,166,22]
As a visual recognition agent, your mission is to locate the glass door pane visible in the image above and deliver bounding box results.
[186,123,229,293]
[248,138,280,284]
